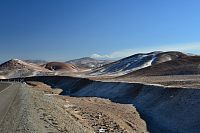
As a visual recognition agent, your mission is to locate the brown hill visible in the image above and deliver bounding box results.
[120,56,200,77]
[90,51,187,76]
[153,51,186,64]
[44,62,78,72]
[0,59,51,78]
[0,59,49,72]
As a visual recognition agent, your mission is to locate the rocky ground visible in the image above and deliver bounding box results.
[116,75,200,88]
[58,96,147,133]
[88,74,200,89]
[0,82,148,133]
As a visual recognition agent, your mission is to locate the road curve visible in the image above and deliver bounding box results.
[0,82,20,125]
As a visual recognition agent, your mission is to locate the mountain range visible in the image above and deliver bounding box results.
[0,52,200,79]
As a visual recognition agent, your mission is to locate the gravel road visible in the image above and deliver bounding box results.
[0,82,148,133]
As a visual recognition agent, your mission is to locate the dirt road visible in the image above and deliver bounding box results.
[0,82,19,124]
[0,81,148,133]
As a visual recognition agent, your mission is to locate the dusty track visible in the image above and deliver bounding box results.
[0,82,19,125]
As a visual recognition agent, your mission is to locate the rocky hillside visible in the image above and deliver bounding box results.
[90,51,186,76]
[121,55,200,77]
[13,76,200,133]
[0,59,48,71]
[0,59,51,79]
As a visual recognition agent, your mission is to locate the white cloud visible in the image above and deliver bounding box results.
[91,42,200,59]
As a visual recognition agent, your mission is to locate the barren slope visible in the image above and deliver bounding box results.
[15,76,200,133]
[0,81,148,133]
[43,62,78,72]
[90,51,186,76]
[0,59,51,78]
[120,55,200,77]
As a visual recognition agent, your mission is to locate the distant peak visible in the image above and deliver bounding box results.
[11,58,21,61]
[9,58,24,64]
[76,57,95,60]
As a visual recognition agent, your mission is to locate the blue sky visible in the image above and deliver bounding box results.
[1,0,200,62]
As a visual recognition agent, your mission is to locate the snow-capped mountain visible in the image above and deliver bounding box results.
[120,54,200,77]
[90,51,186,76]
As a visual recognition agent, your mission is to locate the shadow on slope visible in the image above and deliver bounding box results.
[3,76,200,133]
[120,56,200,77]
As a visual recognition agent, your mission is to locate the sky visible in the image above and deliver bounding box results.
[1,0,200,62]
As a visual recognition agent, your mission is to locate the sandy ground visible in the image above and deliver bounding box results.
[116,75,200,88]
[87,74,200,88]
[0,82,148,133]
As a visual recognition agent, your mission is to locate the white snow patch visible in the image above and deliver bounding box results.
[99,128,106,132]
[90,52,160,76]
[64,104,75,108]
[44,94,58,96]
[0,76,6,79]
[12,59,50,72]
[31,71,39,76]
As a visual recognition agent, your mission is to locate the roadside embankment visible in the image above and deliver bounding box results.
[14,76,200,133]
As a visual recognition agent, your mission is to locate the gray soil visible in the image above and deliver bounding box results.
[0,82,148,133]
[18,76,200,133]
[116,75,200,88]
[0,83,93,133]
